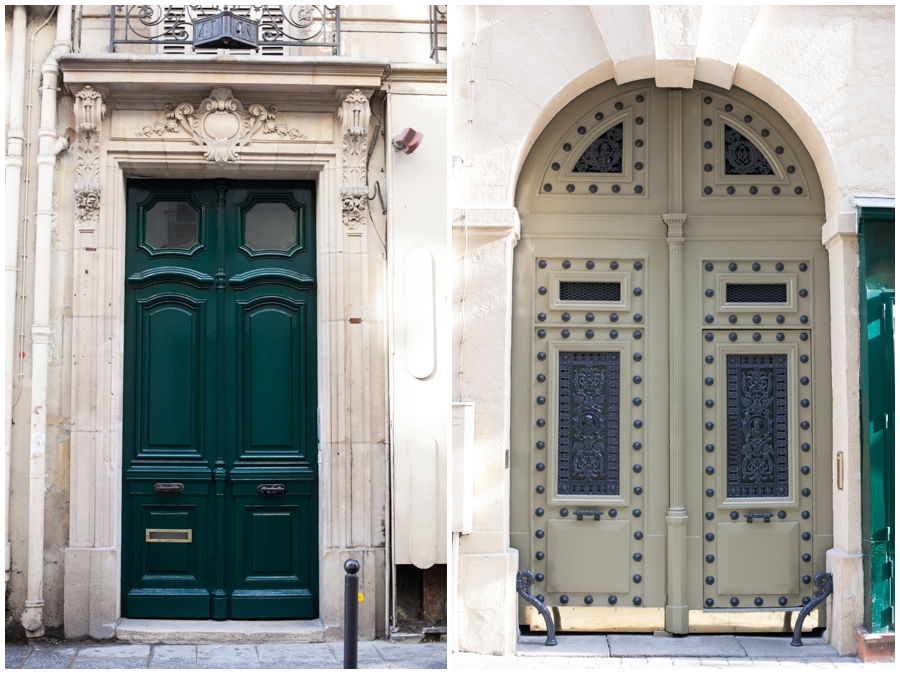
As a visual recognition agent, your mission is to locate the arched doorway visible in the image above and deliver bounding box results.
[510,80,832,634]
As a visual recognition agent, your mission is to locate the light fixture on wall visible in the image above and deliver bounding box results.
[392,127,423,154]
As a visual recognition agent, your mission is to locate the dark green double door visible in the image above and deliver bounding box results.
[123,180,317,619]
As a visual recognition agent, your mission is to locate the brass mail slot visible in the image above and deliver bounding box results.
[145,528,192,543]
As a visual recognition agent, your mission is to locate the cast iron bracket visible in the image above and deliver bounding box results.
[790,571,833,646]
[516,570,557,646]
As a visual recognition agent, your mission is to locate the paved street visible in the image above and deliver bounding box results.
[5,641,447,669]
[452,635,893,670]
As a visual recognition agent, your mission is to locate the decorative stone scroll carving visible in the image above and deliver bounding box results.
[137,87,305,165]
[74,86,106,224]
[338,89,371,230]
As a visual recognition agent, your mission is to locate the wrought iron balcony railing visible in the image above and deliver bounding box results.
[110,5,341,55]
[429,5,446,64]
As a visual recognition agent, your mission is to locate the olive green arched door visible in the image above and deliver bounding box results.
[511,81,833,634]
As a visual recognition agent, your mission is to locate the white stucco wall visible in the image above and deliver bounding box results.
[452,4,893,656]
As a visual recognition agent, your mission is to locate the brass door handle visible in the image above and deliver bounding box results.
[574,510,603,521]
[154,482,184,494]
[257,484,286,496]
[744,512,773,523]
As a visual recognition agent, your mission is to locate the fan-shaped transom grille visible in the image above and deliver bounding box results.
[573,123,624,173]
[725,283,787,303]
[724,126,773,176]
[560,281,622,302]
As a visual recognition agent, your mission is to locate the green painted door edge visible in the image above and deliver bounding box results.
[858,207,895,633]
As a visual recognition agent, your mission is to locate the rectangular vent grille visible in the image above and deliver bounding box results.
[559,281,621,302]
[725,283,788,304]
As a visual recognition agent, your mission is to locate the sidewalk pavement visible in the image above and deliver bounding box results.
[5,641,447,669]
[451,634,894,670]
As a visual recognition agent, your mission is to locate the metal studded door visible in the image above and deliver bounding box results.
[122,179,318,619]
[513,80,832,634]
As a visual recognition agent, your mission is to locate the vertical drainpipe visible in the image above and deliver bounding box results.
[5,5,28,590]
[20,4,73,638]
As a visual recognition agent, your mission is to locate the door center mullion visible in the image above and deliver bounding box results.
[212,180,228,619]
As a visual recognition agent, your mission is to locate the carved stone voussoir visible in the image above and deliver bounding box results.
[74,85,106,224]
[339,89,371,229]
[138,87,306,165]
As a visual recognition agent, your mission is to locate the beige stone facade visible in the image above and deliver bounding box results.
[451,5,893,657]
[5,4,447,641]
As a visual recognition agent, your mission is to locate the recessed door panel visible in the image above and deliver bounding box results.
[716,522,800,595]
[547,519,631,593]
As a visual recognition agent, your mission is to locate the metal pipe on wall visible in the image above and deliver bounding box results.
[5,4,28,590]
[20,4,72,638]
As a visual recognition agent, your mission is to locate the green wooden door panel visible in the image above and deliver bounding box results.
[123,180,317,620]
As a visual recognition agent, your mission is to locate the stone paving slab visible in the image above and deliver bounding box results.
[518,634,611,657]
[73,657,150,669]
[736,634,837,658]
[257,643,339,669]
[21,647,78,669]
[372,641,448,669]
[197,644,260,669]
[149,645,197,669]
[76,644,152,658]
[608,634,746,658]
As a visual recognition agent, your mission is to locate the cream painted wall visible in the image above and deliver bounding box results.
[452,4,893,656]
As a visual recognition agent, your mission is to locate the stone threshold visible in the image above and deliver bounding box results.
[116,618,325,644]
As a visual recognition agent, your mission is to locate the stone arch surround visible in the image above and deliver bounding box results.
[452,5,893,656]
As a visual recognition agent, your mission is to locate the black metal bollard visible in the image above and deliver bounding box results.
[343,559,360,669]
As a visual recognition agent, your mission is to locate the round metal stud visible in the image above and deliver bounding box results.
[800,354,809,363]
[775,146,784,155]
[801,443,810,452]
[536,440,545,449]
[560,508,569,517]
[632,509,642,518]
[595,112,604,121]
[800,399,810,408]
[752,262,761,271]
[633,331,643,340]
[535,508,544,517]
[776,333,785,342]
[537,352,546,361]
[705,466,715,475]
[536,463,545,472]
[704,164,713,173]
[729,332,738,342]
[744,114,753,123]
[633,464,642,474]
[550,163,560,172]
[704,141,713,150]
[537,313,547,322]
[544,184,553,192]
[795,187,804,195]
[536,486,545,494]
[633,352,642,362]
[753,333,762,342]
[586,330,595,339]
[608,509,617,518]
[636,94,644,103]
[802,488,811,497]
[615,102,624,110]
[730,511,740,520]
[634,531,643,540]
[633,597,642,606]
[635,139,643,148]
[535,529,544,539]
[635,117,644,126]
[705,263,715,272]
[799,289,808,298]
[536,418,545,428]
[584,595,593,605]
[634,260,644,271]
[802,597,811,605]
[536,395,546,405]
[561,329,570,338]
[704,96,713,104]
[706,289,715,297]
[706,533,715,542]
[706,488,715,497]
[633,441,642,450]
[705,444,715,453]
[706,421,715,431]
[566,184,575,193]
[802,553,811,563]
[536,574,545,582]
[705,315,715,324]
[705,355,715,364]
[609,260,620,270]
[633,420,643,429]
[731,597,740,607]
[586,260,595,270]
[801,510,810,520]
[560,594,568,604]
[608,595,618,605]
[633,287,643,296]
[704,118,712,127]
[706,576,715,585]
[536,551,545,560]
[633,574,642,584]
[538,259,548,269]
[799,263,808,272]
[589,184,598,194]
[562,312,571,322]
[612,185,621,193]
[705,512,715,521]
[634,185,643,194]
[633,553,643,562]
[729,262,738,271]
[729,315,738,324]
[633,375,642,384]
[538,286,547,295]
[536,374,546,383]
[577,126,586,135]
[755,597,764,607]
[561,142,573,152]
[727,186,736,195]
[705,188,714,198]
[610,330,619,339]
[753,315,761,324]
[802,575,811,585]
[775,262,784,271]
[634,313,643,322]
[761,128,769,137]
[633,397,642,407]
[634,486,643,495]
[802,532,811,541]
[779,597,788,606]
[705,399,715,408]
[749,186,758,195]
[775,511,786,520]
[610,313,619,322]
[586,313,595,322]
[537,329,546,339]
[706,598,715,607]
[801,421,810,430]
[562,260,571,269]
[706,554,715,564]
[705,377,714,386]
[771,186,781,195]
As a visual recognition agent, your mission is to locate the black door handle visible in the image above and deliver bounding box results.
[154,482,184,494]
[574,510,604,521]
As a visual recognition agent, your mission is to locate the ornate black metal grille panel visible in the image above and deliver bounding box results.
[726,283,788,304]
[558,352,620,495]
[726,354,789,498]
[573,124,624,173]
[559,282,622,302]
[724,125,774,175]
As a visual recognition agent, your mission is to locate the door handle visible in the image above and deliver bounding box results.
[153,482,184,494]
[744,512,773,523]
[574,510,603,521]
[257,484,286,496]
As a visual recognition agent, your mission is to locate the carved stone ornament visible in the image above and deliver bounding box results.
[137,87,306,165]
[338,89,371,229]
[74,85,106,224]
